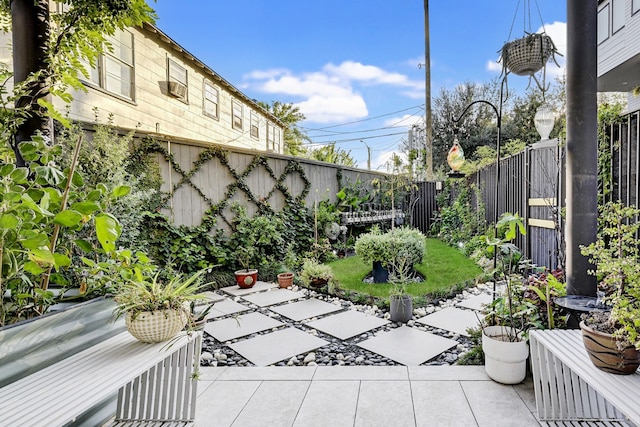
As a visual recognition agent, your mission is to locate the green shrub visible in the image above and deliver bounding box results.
[355,226,426,268]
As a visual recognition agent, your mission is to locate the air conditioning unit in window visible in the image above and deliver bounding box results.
[168,81,187,98]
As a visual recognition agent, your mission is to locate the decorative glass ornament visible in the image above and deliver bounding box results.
[447,138,465,172]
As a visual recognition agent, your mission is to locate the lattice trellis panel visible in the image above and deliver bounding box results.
[139,139,311,232]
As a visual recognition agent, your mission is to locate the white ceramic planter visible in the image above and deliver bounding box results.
[482,325,529,384]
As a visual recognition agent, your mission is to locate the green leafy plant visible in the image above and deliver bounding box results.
[581,201,640,350]
[355,226,425,269]
[114,269,208,321]
[483,212,530,341]
[299,258,335,287]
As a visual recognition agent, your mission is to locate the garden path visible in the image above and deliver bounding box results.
[200,282,494,367]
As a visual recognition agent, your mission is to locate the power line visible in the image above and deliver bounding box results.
[302,104,424,132]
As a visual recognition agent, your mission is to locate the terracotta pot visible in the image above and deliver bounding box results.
[482,326,529,384]
[277,272,294,288]
[580,321,640,375]
[234,269,258,289]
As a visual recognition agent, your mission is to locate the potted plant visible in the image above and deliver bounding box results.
[481,213,530,384]
[299,258,334,288]
[388,254,413,323]
[355,226,425,283]
[234,246,259,289]
[114,269,207,343]
[579,202,640,375]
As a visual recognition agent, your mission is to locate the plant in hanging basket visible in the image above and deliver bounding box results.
[499,32,560,77]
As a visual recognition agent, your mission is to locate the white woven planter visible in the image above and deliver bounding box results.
[125,309,188,343]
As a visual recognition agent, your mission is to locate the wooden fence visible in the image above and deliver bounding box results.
[145,135,389,233]
[605,110,639,206]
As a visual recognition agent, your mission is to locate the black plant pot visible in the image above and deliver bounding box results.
[372,261,389,283]
[390,295,413,323]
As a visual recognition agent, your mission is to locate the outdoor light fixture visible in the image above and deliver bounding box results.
[534,104,555,140]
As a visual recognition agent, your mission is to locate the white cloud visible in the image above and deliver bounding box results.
[371,149,407,171]
[243,61,422,123]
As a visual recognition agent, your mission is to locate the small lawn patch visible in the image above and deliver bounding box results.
[328,238,482,302]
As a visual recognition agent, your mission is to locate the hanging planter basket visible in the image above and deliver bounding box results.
[499,32,559,77]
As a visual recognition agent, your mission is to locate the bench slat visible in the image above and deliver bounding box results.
[530,329,640,425]
[0,331,200,426]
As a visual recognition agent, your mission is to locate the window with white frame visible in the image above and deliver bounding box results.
[267,123,281,152]
[250,111,259,138]
[232,99,243,130]
[612,0,625,33]
[633,0,640,15]
[168,59,188,100]
[598,3,610,44]
[203,81,219,119]
[80,30,134,99]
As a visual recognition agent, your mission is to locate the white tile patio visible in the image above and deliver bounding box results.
[416,306,481,337]
[204,312,284,342]
[306,310,389,340]
[357,326,458,365]
[456,293,493,311]
[220,281,277,297]
[206,298,249,319]
[228,327,329,366]
[269,298,344,322]
[241,288,306,307]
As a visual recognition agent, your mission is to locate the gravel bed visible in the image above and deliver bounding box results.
[200,283,494,368]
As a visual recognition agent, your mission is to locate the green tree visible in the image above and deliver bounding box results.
[1,0,156,165]
[308,142,355,166]
[257,100,309,156]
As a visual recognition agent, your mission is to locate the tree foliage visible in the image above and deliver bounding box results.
[307,142,355,166]
[257,100,309,156]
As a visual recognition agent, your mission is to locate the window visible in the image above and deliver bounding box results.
[168,59,187,100]
[612,0,625,33]
[633,0,640,15]
[267,123,281,152]
[232,99,243,130]
[598,4,610,44]
[250,111,259,138]
[81,30,134,99]
[203,81,219,119]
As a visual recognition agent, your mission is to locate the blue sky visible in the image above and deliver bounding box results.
[151,1,567,170]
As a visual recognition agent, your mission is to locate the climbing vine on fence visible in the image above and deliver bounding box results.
[132,137,312,231]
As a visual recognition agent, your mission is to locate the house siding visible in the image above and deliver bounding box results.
[0,23,283,154]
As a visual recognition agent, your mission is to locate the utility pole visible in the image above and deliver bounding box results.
[361,140,371,170]
[424,0,433,180]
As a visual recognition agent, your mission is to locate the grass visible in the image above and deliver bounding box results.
[328,238,483,301]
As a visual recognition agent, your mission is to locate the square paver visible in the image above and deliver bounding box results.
[197,291,226,304]
[221,281,277,297]
[242,289,306,307]
[204,312,284,342]
[269,298,343,322]
[416,306,481,337]
[229,327,329,366]
[306,310,389,340]
[206,299,249,319]
[357,326,457,366]
[456,294,493,312]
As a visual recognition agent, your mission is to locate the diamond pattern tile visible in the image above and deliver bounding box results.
[416,307,481,337]
[456,294,493,312]
[242,289,305,307]
[207,299,249,319]
[221,281,278,297]
[306,310,389,340]
[229,327,329,366]
[357,326,458,365]
[269,298,343,322]
[204,312,284,342]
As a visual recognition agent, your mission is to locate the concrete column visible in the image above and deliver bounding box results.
[565,0,598,296]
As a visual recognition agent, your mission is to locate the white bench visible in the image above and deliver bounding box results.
[530,329,640,427]
[0,298,201,427]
